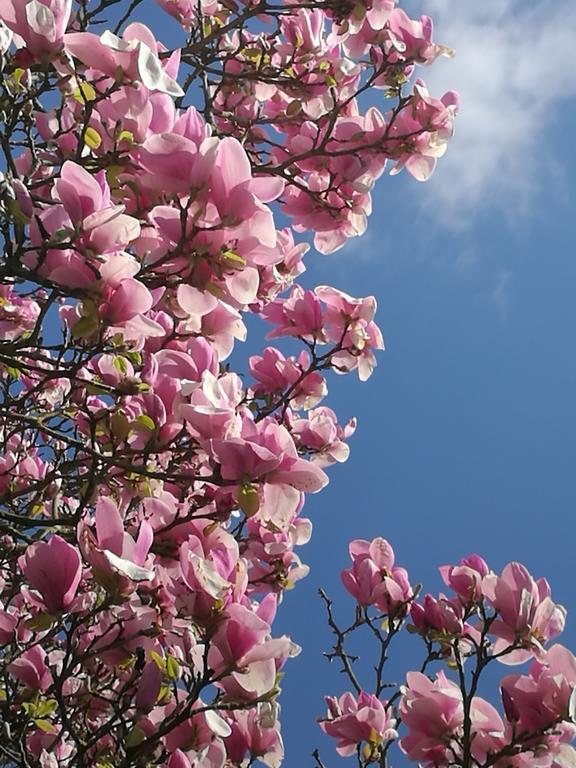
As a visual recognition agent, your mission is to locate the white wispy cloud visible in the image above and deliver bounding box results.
[404,0,576,225]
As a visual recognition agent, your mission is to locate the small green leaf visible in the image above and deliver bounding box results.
[166,655,180,681]
[286,100,302,117]
[131,414,155,433]
[126,350,142,366]
[5,365,21,379]
[113,356,129,375]
[25,613,54,632]
[110,412,130,441]
[157,685,171,704]
[238,485,260,518]
[222,250,246,266]
[73,82,96,103]
[84,127,102,150]
[35,700,58,718]
[33,719,56,734]
[150,651,166,671]
[72,314,99,340]
[125,725,145,747]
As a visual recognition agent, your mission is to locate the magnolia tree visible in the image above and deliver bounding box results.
[0,1,571,767]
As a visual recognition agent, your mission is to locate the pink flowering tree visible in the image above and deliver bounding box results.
[4,0,555,766]
[317,540,576,767]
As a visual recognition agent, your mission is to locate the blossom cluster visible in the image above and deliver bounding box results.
[319,539,575,767]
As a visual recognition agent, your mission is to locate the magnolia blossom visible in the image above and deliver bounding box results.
[400,671,505,766]
[0,284,40,341]
[320,691,398,757]
[483,562,566,664]
[0,0,72,58]
[8,645,53,692]
[20,534,82,614]
[341,537,412,616]
[439,553,490,606]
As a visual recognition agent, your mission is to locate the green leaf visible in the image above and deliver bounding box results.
[35,699,58,718]
[238,485,260,518]
[166,655,180,681]
[113,356,129,375]
[72,314,99,340]
[125,725,145,747]
[25,613,54,632]
[33,719,56,734]
[150,651,166,671]
[222,250,246,267]
[84,127,102,150]
[131,414,155,433]
[157,685,171,704]
[73,82,96,103]
[286,100,302,117]
[126,350,142,366]
[5,365,21,379]
[110,412,130,441]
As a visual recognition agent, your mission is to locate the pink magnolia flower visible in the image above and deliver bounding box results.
[0,0,71,59]
[179,537,236,620]
[210,419,329,493]
[102,278,154,325]
[78,497,154,591]
[19,534,82,614]
[27,728,73,764]
[163,700,232,755]
[137,132,217,196]
[388,9,453,65]
[225,703,284,768]
[410,593,466,643]
[52,161,141,254]
[207,602,299,699]
[400,670,529,767]
[439,553,490,606]
[211,137,284,229]
[261,286,325,341]
[315,286,384,380]
[341,538,412,616]
[320,691,397,757]
[0,284,40,341]
[8,645,53,691]
[501,644,576,734]
[179,370,242,444]
[65,24,183,97]
[0,604,17,643]
[290,407,356,467]
[250,347,326,407]
[400,671,464,765]
[483,562,566,664]
[135,660,163,713]
[156,0,197,30]
[388,81,459,182]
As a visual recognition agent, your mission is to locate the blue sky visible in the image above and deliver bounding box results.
[269,0,576,763]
